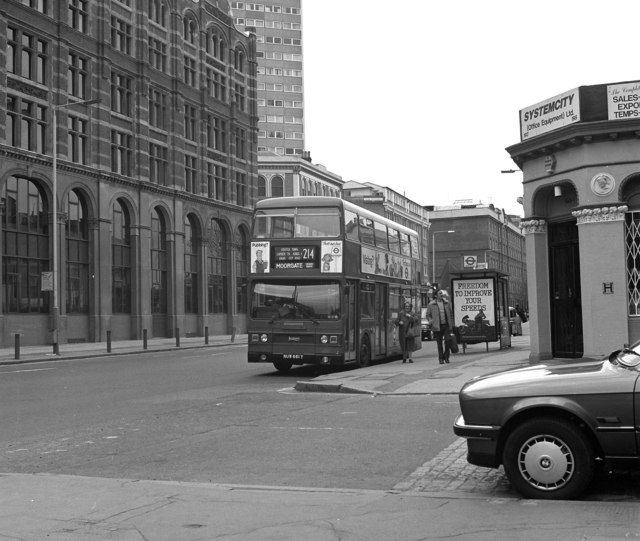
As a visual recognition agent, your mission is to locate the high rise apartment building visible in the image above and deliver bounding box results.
[230,1,304,156]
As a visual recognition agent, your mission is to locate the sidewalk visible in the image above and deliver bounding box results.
[0,333,248,365]
[294,331,534,395]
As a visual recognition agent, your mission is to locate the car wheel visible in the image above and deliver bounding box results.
[273,360,293,372]
[357,336,371,368]
[502,417,595,500]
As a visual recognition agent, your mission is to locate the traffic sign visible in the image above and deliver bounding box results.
[463,255,477,268]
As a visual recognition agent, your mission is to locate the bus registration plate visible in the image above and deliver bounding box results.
[283,354,304,360]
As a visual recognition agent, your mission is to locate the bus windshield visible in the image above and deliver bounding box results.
[251,280,341,321]
[253,207,340,238]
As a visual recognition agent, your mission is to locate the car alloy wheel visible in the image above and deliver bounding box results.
[502,417,595,499]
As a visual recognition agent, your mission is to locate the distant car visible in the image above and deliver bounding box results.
[509,306,522,336]
[420,308,433,341]
[453,344,640,499]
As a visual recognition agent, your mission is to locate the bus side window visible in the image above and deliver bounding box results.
[344,209,359,241]
[374,221,388,250]
[359,216,374,245]
[388,227,400,253]
[399,232,411,257]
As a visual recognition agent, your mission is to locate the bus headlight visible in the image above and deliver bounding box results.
[260,334,268,343]
[321,335,328,344]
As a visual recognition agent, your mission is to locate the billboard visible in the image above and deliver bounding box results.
[520,88,580,141]
[607,81,640,120]
[451,277,497,343]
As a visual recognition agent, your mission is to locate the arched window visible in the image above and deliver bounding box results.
[257,176,266,198]
[272,176,284,197]
[149,0,166,26]
[234,48,244,72]
[236,229,248,313]
[219,40,226,62]
[2,176,49,313]
[112,199,131,313]
[151,208,167,314]
[66,189,89,313]
[206,219,227,313]
[184,214,199,313]
[183,16,197,45]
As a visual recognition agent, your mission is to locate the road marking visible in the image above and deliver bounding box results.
[0,367,56,374]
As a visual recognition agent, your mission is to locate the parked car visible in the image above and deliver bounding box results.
[420,308,433,341]
[453,344,640,500]
[509,306,522,336]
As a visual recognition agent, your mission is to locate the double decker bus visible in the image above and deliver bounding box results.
[247,196,423,371]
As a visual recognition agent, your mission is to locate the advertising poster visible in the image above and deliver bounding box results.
[361,246,412,281]
[321,240,343,273]
[452,278,497,342]
[250,241,270,273]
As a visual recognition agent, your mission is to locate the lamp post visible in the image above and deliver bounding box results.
[432,230,455,286]
[51,97,100,354]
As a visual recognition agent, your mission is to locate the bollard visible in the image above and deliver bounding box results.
[143,329,148,350]
[14,333,20,360]
[231,326,236,343]
[107,330,112,353]
[175,328,180,347]
[205,326,209,345]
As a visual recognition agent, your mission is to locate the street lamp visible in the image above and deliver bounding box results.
[51,97,100,354]
[432,230,455,286]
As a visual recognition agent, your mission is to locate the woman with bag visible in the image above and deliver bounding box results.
[395,301,418,363]
[425,289,454,364]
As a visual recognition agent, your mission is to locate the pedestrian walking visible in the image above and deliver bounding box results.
[395,301,418,363]
[425,289,454,364]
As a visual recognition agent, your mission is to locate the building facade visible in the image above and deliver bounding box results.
[1,0,258,346]
[257,151,343,199]
[425,204,527,309]
[507,80,640,362]
[230,0,303,156]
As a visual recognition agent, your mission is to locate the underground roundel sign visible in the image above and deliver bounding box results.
[463,255,477,268]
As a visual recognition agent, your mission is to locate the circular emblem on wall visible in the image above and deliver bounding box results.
[591,173,615,196]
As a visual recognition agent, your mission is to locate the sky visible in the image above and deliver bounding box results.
[301,0,640,216]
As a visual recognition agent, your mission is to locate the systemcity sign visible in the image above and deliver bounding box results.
[520,88,580,141]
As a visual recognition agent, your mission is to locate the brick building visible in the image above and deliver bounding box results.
[0,0,258,346]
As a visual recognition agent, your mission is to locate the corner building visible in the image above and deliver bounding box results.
[507,81,640,362]
[0,0,258,346]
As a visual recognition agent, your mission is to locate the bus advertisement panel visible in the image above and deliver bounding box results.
[247,197,422,372]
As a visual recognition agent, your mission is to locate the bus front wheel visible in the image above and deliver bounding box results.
[273,360,293,372]
[358,336,371,368]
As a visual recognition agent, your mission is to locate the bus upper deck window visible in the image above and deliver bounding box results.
[400,233,411,257]
[272,216,294,238]
[253,213,268,238]
[295,207,340,238]
[359,217,374,245]
[344,210,359,241]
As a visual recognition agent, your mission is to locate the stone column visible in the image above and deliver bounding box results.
[521,219,552,363]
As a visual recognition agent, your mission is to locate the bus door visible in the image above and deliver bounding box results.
[345,280,358,360]
[375,282,387,355]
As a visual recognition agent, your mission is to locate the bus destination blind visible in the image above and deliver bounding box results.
[273,246,318,269]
